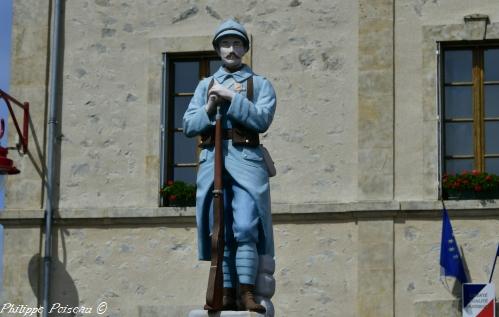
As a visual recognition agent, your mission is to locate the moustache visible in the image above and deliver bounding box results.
[224,52,241,59]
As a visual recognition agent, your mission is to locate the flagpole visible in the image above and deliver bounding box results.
[488,243,499,283]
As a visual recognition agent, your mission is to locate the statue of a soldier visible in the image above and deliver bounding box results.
[183,19,276,313]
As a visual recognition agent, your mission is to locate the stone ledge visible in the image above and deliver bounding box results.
[414,299,461,317]
[137,305,265,317]
[188,310,263,317]
[138,305,201,317]
[2,200,499,225]
[401,199,499,211]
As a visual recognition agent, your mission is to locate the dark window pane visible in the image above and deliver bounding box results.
[174,96,191,128]
[174,132,198,163]
[485,122,499,154]
[210,59,223,75]
[445,159,474,174]
[444,50,472,83]
[174,62,199,93]
[484,48,499,81]
[444,86,472,119]
[445,122,473,155]
[174,167,197,185]
[485,85,499,117]
[485,158,499,174]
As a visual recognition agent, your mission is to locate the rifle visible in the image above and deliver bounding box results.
[204,104,225,311]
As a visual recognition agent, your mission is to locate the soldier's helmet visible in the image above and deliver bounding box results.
[212,19,250,51]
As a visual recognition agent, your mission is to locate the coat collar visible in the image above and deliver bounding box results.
[213,64,253,83]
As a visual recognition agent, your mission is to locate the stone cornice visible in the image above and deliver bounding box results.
[2,200,499,226]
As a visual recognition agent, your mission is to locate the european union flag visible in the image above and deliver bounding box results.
[440,209,468,284]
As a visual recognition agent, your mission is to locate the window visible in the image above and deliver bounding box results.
[442,42,499,175]
[160,52,222,205]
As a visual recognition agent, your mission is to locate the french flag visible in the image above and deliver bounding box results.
[462,283,496,317]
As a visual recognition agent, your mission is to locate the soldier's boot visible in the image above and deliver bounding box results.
[222,288,237,311]
[239,284,266,313]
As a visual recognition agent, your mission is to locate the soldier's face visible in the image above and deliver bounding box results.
[217,36,246,69]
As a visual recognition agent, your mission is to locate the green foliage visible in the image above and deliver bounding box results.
[160,180,196,207]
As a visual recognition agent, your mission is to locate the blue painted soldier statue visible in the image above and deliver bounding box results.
[183,19,276,313]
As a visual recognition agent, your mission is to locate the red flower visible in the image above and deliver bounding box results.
[167,180,174,186]
[472,169,479,175]
[474,185,482,192]
[169,195,177,201]
[486,175,493,182]
[462,170,468,175]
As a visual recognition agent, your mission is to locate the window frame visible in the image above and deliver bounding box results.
[160,51,220,206]
[440,40,499,177]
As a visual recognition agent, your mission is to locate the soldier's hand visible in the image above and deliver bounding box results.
[209,83,235,101]
[205,93,221,115]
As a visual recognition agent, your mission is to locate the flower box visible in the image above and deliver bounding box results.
[160,180,196,207]
[443,170,499,200]
[445,189,499,200]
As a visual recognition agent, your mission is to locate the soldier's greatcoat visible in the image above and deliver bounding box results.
[183,64,276,261]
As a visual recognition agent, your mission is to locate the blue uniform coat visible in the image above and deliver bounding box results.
[183,65,276,261]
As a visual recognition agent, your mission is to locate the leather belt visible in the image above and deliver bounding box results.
[200,127,260,148]
[221,128,234,140]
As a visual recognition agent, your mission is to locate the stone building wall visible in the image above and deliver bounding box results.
[3,204,499,317]
[394,0,499,200]
[2,211,359,317]
[3,0,499,317]
[394,213,499,317]
[6,0,50,209]
[7,0,359,210]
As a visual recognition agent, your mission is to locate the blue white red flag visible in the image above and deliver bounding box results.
[463,283,496,317]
